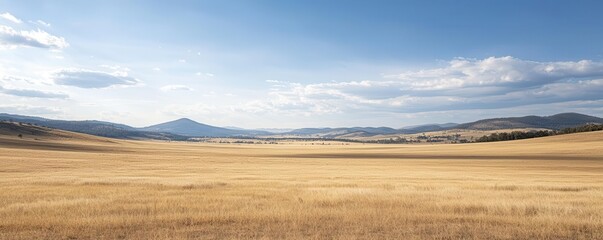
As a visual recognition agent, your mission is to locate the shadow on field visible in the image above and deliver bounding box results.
[0,138,125,153]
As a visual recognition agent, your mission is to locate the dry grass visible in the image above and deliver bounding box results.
[0,131,602,239]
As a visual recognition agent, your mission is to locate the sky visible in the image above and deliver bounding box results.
[1,0,603,128]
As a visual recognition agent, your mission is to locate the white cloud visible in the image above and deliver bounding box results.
[152,67,161,71]
[0,25,68,49]
[178,59,187,63]
[52,69,139,88]
[0,12,22,24]
[160,85,193,91]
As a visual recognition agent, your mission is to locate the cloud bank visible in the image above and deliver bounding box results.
[255,56,603,115]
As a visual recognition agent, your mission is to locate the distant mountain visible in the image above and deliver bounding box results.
[401,123,458,129]
[0,113,187,140]
[140,118,271,137]
[454,113,603,130]
[400,123,459,133]
[283,127,400,138]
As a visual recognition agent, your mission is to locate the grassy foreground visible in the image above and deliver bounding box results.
[0,131,602,239]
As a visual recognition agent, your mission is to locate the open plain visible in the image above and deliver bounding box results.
[1,129,602,239]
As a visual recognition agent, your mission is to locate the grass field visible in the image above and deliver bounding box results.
[1,129,602,239]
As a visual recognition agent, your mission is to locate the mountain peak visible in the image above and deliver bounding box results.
[141,117,266,137]
[173,118,196,123]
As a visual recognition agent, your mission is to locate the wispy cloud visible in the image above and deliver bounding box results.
[0,25,68,49]
[32,20,51,27]
[52,69,139,88]
[195,72,214,78]
[160,85,193,91]
[0,12,22,24]
[0,85,68,99]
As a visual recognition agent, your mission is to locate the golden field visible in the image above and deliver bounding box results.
[0,128,602,239]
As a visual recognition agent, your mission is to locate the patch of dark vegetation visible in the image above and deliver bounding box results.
[182,182,228,190]
[493,185,519,191]
[476,123,603,143]
[538,186,593,192]
[0,121,52,137]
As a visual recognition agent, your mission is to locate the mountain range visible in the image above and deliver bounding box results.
[1,112,602,140]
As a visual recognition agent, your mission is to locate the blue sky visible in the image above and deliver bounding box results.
[1,1,603,128]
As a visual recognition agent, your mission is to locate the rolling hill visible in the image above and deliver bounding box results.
[0,121,120,151]
[454,113,603,130]
[0,114,187,140]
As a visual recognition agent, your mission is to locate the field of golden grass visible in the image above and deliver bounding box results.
[1,129,602,239]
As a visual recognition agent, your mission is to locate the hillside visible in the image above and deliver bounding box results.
[0,114,187,140]
[454,113,603,130]
[0,121,106,141]
[0,121,121,151]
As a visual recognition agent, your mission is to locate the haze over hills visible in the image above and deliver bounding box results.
[1,112,602,140]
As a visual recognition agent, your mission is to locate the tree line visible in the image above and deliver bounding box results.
[476,123,603,142]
